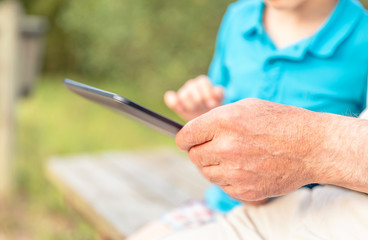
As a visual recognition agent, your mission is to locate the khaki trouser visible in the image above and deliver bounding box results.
[157,185,368,240]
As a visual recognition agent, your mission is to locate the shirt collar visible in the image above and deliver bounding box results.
[242,1,265,37]
[308,0,364,58]
[242,0,364,58]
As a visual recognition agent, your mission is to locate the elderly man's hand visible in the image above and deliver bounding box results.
[176,99,336,201]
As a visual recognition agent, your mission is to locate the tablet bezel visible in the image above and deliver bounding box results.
[63,79,183,137]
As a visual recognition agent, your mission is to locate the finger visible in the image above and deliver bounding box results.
[164,91,184,112]
[221,183,262,201]
[188,142,220,167]
[177,85,198,111]
[175,111,218,151]
[186,81,207,110]
[213,86,224,103]
[201,165,229,186]
[196,76,219,109]
[221,185,240,200]
[164,91,178,109]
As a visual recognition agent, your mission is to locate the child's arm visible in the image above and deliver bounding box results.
[164,75,224,121]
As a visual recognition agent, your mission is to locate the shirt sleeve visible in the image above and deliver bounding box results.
[208,5,234,87]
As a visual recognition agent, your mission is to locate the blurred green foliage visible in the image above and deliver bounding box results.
[19,0,368,87]
[20,0,231,89]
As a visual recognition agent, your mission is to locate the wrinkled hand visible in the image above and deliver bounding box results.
[164,75,224,121]
[176,98,329,201]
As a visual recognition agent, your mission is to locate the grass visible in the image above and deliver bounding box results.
[3,75,182,239]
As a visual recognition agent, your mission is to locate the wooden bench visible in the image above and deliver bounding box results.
[47,148,210,239]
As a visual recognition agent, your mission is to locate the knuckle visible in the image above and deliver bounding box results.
[213,139,238,162]
[198,76,210,87]
[192,98,202,107]
[178,89,191,101]
[192,91,204,104]
[217,105,245,129]
[218,106,234,120]
[183,79,195,89]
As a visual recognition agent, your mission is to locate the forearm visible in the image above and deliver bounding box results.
[311,113,368,193]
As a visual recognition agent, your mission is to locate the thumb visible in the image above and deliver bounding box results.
[175,110,217,151]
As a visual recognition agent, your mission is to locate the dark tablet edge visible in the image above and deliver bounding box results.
[63,78,183,130]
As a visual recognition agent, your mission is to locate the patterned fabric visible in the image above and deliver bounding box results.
[160,200,217,230]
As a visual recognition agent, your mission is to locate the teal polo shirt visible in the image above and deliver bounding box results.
[206,0,368,212]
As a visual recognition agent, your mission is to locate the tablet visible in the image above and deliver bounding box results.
[63,79,183,138]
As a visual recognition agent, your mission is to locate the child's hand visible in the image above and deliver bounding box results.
[164,75,224,121]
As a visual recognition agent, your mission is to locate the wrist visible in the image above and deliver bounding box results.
[308,113,368,193]
[293,110,332,187]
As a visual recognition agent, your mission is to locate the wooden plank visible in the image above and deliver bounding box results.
[0,0,22,199]
[47,148,209,238]
[47,163,126,240]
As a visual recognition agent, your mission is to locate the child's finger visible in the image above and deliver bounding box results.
[164,91,183,112]
[177,87,198,111]
[213,86,225,102]
[186,81,208,110]
[196,76,220,108]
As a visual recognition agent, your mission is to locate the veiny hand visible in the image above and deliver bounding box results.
[175,98,334,201]
[164,75,224,121]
